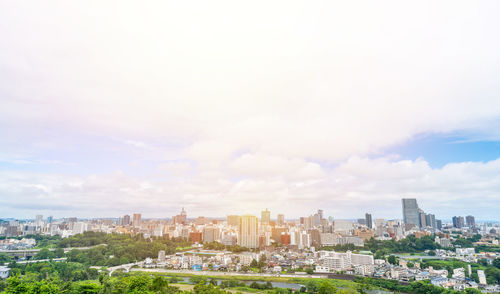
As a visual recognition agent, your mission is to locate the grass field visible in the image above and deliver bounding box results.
[139,271,371,290]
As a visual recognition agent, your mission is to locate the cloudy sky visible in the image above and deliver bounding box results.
[1,1,500,220]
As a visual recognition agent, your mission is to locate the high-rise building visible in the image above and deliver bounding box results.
[318,209,324,220]
[122,215,131,226]
[202,227,219,243]
[132,213,142,228]
[227,215,240,227]
[261,209,270,225]
[277,214,285,226]
[436,219,442,230]
[365,213,372,229]
[313,213,321,227]
[173,208,187,224]
[419,209,427,228]
[428,214,436,229]
[452,216,465,228]
[466,215,475,228]
[35,215,43,226]
[402,198,420,227]
[238,215,258,249]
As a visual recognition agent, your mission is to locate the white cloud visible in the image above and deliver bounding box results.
[0,1,500,218]
[1,157,499,220]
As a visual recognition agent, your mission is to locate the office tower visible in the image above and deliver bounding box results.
[261,209,271,225]
[181,207,187,222]
[47,216,53,224]
[122,215,131,226]
[203,227,219,243]
[238,215,258,249]
[318,209,324,220]
[365,213,372,229]
[436,219,442,230]
[35,215,43,226]
[357,218,366,225]
[453,216,465,228]
[425,214,431,228]
[313,213,321,227]
[402,198,420,227]
[277,214,285,226]
[428,214,436,229]
[227,215,240,227]
[173,208,187,224]
[466,215,475,228]
[419,209,427,227]
[132,213,142,228]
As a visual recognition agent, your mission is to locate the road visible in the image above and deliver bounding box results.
[0,244,107,257]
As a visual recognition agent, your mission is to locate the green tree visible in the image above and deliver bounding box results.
[318,281,337,294]
[387,255,398,265]
[0,253,11,264]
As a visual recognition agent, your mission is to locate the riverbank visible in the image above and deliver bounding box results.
[130,269,380,291]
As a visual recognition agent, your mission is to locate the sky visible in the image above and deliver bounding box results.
[1,0,500,221]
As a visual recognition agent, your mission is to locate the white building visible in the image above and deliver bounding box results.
[478,270,487,285]
[0,266,10,279]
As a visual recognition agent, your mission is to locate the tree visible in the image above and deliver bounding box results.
[151,275,169,292]
[250,259,258,267]
[493,258,500,269]
[387,255,398,265]
[35,248,54,260]
[305,280,318,293]
[0,253,11,264]
[54,248,64,258]
[318,281,337,294]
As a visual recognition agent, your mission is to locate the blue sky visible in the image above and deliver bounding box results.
[386,134,500,168]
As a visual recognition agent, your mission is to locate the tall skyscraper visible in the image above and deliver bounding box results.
[436,219,442,230]
[365,213,372,229]
[261,209,270,225]
[453,216,465,228]
[35,215,43,226]
[466,215,475,228]
[132,213,142,228]
[402,198,420,227]
[277,214,285,226]
[318,209,324,220]
[122,215,131,226]
[238,215,258,249]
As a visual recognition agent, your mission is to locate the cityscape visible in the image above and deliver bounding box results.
[1,199,499,293]
[2,1,500,293]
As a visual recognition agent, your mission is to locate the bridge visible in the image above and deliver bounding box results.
[108,261,144,276]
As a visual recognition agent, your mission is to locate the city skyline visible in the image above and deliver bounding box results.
[1,203,496,224]
[1,1,500,219]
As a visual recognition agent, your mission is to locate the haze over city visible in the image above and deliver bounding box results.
[1,1,500,220]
